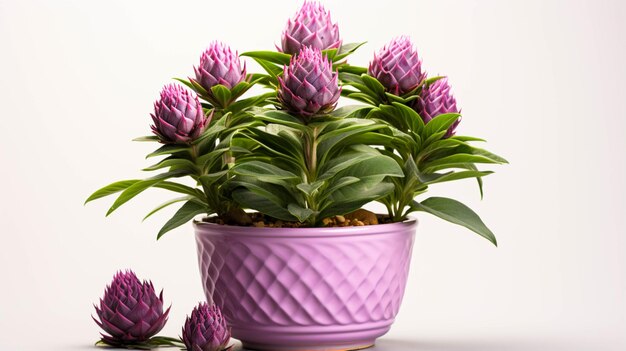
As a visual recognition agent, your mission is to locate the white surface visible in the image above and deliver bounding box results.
[55,338,626,351]
[1,0,625,350]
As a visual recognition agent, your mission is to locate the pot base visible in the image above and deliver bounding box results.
[241,341,374,351]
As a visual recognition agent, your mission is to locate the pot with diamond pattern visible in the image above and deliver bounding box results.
[194,218,417,351]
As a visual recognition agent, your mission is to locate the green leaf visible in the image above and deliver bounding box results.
[133,136,159,142]
[287,203,315,222]
[106,179,163,216]
[106,171,187,216]
[319,176,360,200]
[247,73,274,87]
[372,103,425,135]
[96,336,183,349]
[232,161,300,184]
[210,85,232,107]
[296,181,324,196]
[361,74,386,97]
[85,180,139,204]
[196,147,228,170]
[253,58,283,80]
[256,110,305,130]
[422,154,500,173]
[404,156,419,178]
[157,200,207,239]
[418,170,493,185]
[346,92,378,105]
[422,130,448,148]
[193,122,225,144]
[190,79,211,96]
[318,146,380,180]
[143,196,194,221]
[233,131,304,171]
[346,132,398,149]
[328,105,371,119]
[317,119,389,160]
[423,113,461,138]
[424,76,446,87]
[146,144,190,158]
[338,153,403,179]
[418,138,465,159]
[385,92,409,104]
[334,42,367,61]
[198,170,229,187]
[142,158,198,172]
[173,77,198,92]
[226,92,275,114]
[229,81,252,99]
[319,182,395,219]
[423,143,508,167]
[174,78,211,99]
[338,72,364,84]
[453,136,486,142]
[241,51,292,65]
[318,154,403,218]
[412,197,497,246]
[464,163,486,199]
[466,146,509,164]
[232,188,296,222]
[276,129,305,156]
[338,65,368,75]
[322,48,338,61]
[154,181,205,199]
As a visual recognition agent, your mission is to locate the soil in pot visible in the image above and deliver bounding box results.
[204,208,394,228]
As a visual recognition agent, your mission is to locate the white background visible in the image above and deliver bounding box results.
[1,0,625,350]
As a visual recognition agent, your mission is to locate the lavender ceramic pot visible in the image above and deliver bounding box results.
[194,218,417,351]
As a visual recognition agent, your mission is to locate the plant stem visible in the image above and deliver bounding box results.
[305,126,318,179]
[304,125,319,225]
[394,200,407,222]
[191,144,220,215]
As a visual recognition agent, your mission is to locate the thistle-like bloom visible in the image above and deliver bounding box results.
[278,46,341,119]
[194,42,246,92]
[93,270,170,346]
[182,303,231,351]
[417,77,461,137]
[281,1,341,55]
[368,36,426,95]
[151,84,209,144]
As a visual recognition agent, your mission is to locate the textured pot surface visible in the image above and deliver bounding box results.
[194,218,417,351]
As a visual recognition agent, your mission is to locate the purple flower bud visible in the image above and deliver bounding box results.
[417,77,461,137]
[151,84,209,144]
[93,270,170,346]
[194,42,246,91]
[281,1,341,55]
[278,47,341,119]
[369,36,426,95]
[182,303,231,351]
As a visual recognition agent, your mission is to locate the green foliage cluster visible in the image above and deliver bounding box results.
[87,43,506,245]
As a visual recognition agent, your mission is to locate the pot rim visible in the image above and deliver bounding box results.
[193,215,417,238]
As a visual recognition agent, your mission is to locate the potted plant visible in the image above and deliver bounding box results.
[86,2,506,350]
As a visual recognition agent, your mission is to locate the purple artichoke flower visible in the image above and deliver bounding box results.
[93,270,170,346]
[281,1,341,55]
[194,42,247,92]
[278,46,341,119]
[182,303,231,351]
[417,77,461,137]
[151,84,209,144]
[369,36,426,95]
